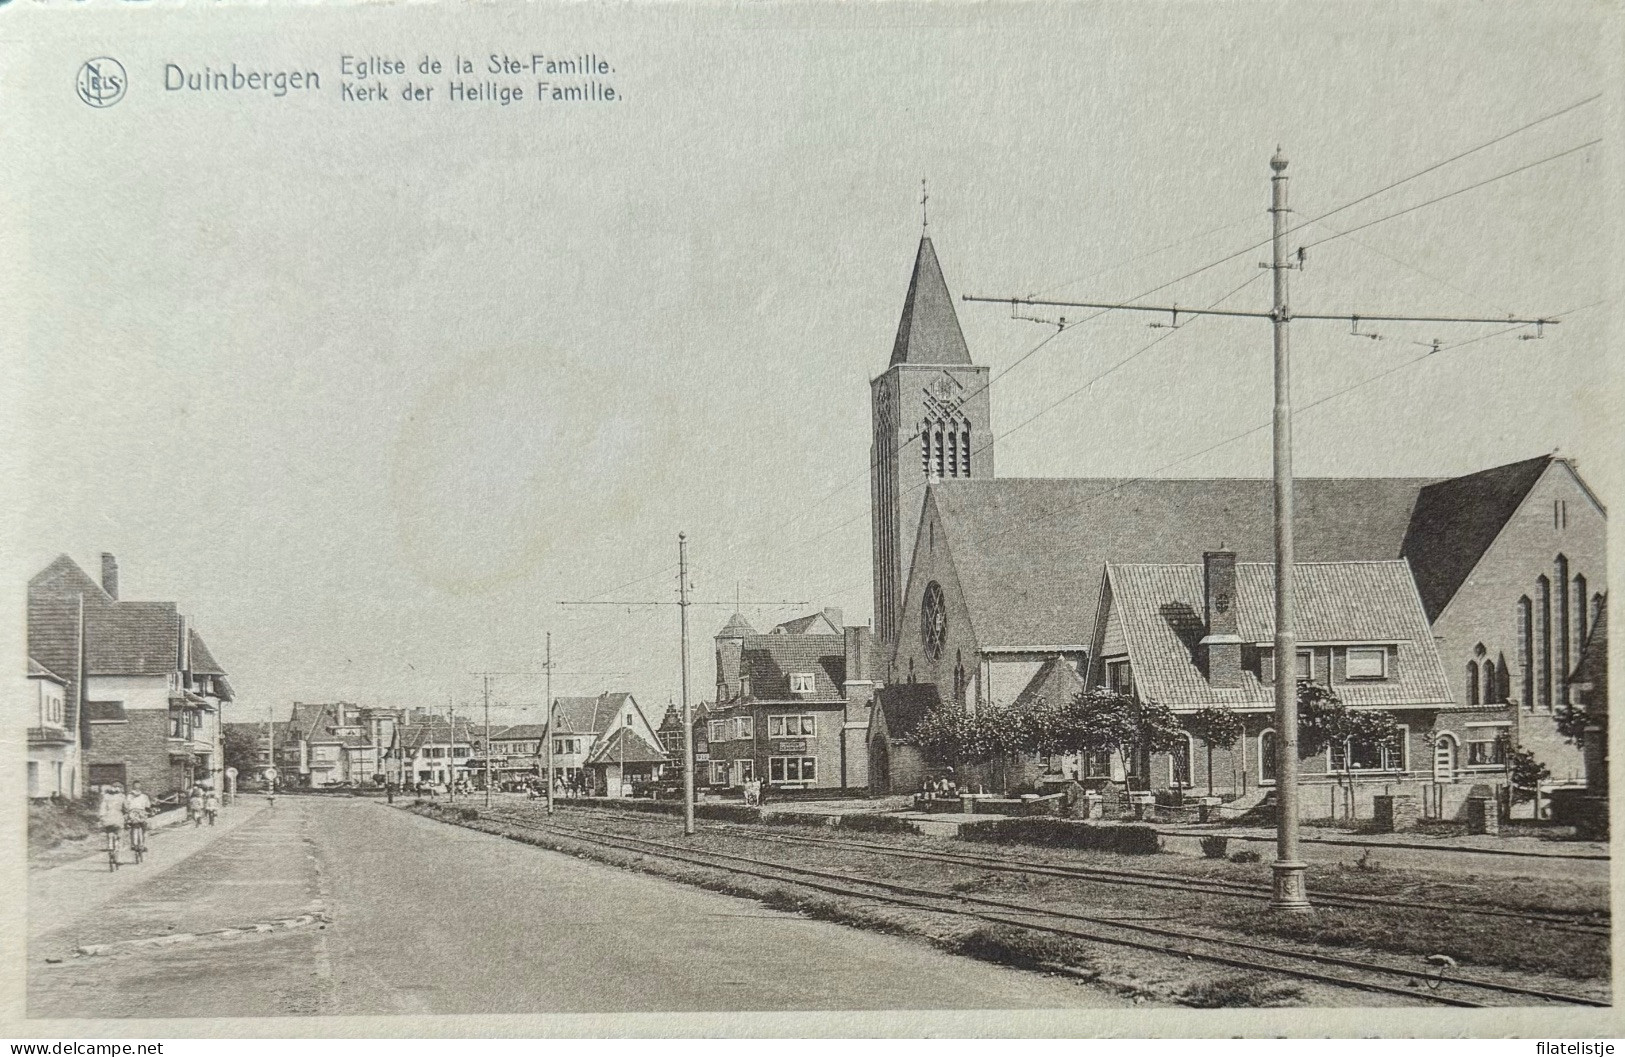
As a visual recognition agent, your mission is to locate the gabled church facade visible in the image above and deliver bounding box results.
[865,233,1605,798]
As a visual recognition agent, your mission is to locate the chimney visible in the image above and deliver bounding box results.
[1199,550,1243,689]
[100,553,119,600]
[823,607,844,631]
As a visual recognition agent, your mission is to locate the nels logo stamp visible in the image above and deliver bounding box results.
[76,57,126,108]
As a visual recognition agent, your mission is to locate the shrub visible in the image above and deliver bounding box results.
[1180,975,1302,1007]
[1230,849,1262,864]
[1200,835,1229,859]
[459,807,479,821]
[839,813,919,835]
[957,817,1161,855]
[955,926,1093,974]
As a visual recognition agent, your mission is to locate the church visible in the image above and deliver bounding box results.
[865,233,1606,807]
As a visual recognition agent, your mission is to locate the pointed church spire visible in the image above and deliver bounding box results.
[890,235,974,368]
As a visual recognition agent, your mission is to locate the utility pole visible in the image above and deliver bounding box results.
[483,673,493,807]
[961,149,1558,913]
[544,632,554,816]
[679,533,696,836]
[1267,149,1308,912]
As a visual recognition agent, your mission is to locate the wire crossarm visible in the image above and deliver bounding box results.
[963,294,1558,329]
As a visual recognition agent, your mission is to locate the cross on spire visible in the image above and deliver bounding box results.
[920,178,929,230]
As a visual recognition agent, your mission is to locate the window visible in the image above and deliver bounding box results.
[708,720,727,743]
[768,756,818,784]
[86,700,126,723]
[1330,725,1407,772]
[733,716,754,740]
[768,715,816,737]
[1170,734,1194,787]
[1295,650,1314,682]
[789,673,815,694]
[1466,724,1510,767]
[739,760,754,782]
[1107,660,1133,694]
[710,761,729,785]
[88,762,127,789]
[1345,647,1387,680]
[1259,730,1277,784]
[1467,660,1480,706]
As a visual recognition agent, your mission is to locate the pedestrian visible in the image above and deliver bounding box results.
[204,788,220,825]
[385,782,395,805]
[187,785,205,827]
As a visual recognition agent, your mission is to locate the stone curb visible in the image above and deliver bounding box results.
[74,913,329,957]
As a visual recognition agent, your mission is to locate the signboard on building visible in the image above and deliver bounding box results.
[773,739,808,754]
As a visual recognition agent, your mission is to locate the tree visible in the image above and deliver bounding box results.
[222,725,262,780]
[1296,681,1400,817]
[1555,703,1592,747]
[914,699,1030,783]
[1183,706,1245,796]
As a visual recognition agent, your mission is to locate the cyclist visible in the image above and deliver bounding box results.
[123,780,153,862]
[98,782,127,870]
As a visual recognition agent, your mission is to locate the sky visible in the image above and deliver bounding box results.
[6,0,1614,729]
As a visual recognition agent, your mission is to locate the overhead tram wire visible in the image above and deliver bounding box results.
[791,267,1269,554]
[805,298,1602,604]
[1300,139,1602,252]
[965,298,1606,551]
[767,93,1600,547]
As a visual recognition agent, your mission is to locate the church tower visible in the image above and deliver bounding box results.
[871,236,993,645]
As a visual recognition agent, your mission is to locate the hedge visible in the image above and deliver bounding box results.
[837,813,919,836]
[956,817,1162,855]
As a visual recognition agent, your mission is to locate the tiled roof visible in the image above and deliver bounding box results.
[86,601,182,675]
[1103,560,1453,710]
[396,720,478,751]
[1571,604,1607,715]
[890,236,973,367]
[552,693,633,735]
[584,726,668,766]
[1010,654,1085,712]
[771,612,838,635]
[491,724,548,741]
[1400,455,1555,621]
[28,656,68,683]
[929,476,1433,650]
[739,634,845,702]
[189,629,227,675]
[875,683,941,742]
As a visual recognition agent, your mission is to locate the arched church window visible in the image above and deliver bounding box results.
[1575,574,1589,646]
[933,425,946,477]
[1467,661,1480,707]
[920,427,930,476]
[1482,659,1497,706]
[1517,596,1534,710]
[946,428,958,478]
[1536,575,1553,710]
[1556,556,1571,703]
[961,428,971,476]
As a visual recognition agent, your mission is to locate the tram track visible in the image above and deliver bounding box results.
[460,805,1609,1009]
[550,803,1611,935]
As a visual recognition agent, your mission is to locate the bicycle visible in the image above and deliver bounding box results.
[104,826,121,872]
[126,820,147,864]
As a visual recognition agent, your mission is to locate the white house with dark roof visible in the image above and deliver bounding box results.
[1086,551,1509,819]
[547,692,665,797]
[26,657,75,798]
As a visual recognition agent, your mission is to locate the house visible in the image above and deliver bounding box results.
[868,235,1605,791]
[388,717,479,788]
[1086,550,1504,819]
[707,614,878,793]
[548,692,666,797]
[484,723,548,785]
[282,702,395,787]
[28,553,232,797]
[867,682,941,795]
[27,657,75,799]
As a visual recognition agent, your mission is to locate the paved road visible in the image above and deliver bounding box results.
[30,797,1118,1018]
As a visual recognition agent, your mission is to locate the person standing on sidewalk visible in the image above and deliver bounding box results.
[187,785,205,827]
[203,788,220,825]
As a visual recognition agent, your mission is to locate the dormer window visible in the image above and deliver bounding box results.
[789,673,815,695]
[1345,647,1387,680]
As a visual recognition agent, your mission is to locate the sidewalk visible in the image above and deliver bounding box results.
[28,797,271,940]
